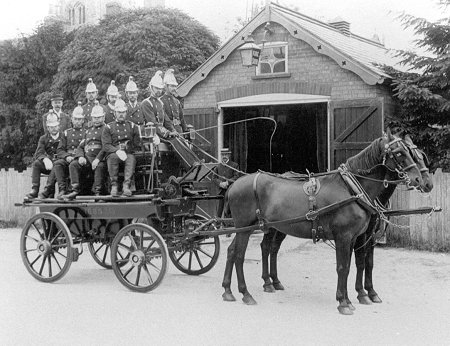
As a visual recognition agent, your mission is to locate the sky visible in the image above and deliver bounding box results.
[0,0,448,51]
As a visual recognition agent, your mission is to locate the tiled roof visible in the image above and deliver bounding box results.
[178,3,406,97]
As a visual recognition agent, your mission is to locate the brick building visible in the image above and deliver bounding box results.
[178,3,403,174]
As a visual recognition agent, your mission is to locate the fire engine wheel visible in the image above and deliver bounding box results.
[88,219,129,269]
[111,223,168,292]
[169,214,220,275]
[20,212,74,282]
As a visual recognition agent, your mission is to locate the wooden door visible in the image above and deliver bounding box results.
[330,97,383,169]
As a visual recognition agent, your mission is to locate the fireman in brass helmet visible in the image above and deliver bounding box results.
[65,101,107,200]
[102,97,140,197]
[161,69,189,134]
[82,78,107,126]
[105,80,119,124]
[125,76,145,125]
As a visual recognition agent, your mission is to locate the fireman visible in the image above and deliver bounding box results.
[102,98,140,197]
[161,69,189,134]
[82,78,107,126]
[125,76,145,125]
[42,91,71,133]
[64,101,107,200]
[53,103,86,199]
[25,112,61,199]
[105,80,119,124]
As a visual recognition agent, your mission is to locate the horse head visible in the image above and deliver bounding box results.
[404,134,433,192]
[381,129,423,188]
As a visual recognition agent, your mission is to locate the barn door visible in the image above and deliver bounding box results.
[330,97,383,169]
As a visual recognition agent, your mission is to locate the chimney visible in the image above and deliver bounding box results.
[328,17,350,36]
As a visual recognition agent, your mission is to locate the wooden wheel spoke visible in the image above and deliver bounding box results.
[25,234,40,243]
[127,234,138,250]
[24,248,38,253]
[102,245,109,264]
[116,258,129,265]
[31,222,44,241]
[174,250,187,263]
[135,266,141,286]
[39,254,47,275]
[196,247,213,259]
[48,255,52,277]
[30,254,42,267]
[51,253,62,270]
[143,264,154,285]
[139,230,144,248]
[122,266,134,280]
[53,249,67,259]
[145,239,156,253]
[49,229,63,245]
[118,242,132,254]
[94,243,105,256]
[188,251,192,271]
[193,250,204,268]
[146,260,161,273]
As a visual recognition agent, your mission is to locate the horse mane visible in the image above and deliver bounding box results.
[345,137,384,174]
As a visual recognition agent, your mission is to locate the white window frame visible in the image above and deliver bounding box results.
[256,41,289,76]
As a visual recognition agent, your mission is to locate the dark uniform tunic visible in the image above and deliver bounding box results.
[53,128,86,190]
[141,96,174,138]
[102,120,140,187]
[213,160,240,217]
[30,132,61,190]
[42,111,71,133]
[69,124,106,193]
[104,104,116,125]
[160,93,188,133]
[126,101,145,125]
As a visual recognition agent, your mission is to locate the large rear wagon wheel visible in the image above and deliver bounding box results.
[169,215,220,275]
[20,212,74,282]
[111,223,168,292]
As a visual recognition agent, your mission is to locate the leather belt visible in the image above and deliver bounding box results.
[85,144,102,152]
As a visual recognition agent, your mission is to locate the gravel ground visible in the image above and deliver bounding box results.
[1,227,450,346]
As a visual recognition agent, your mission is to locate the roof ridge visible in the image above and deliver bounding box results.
[271,2,386,48]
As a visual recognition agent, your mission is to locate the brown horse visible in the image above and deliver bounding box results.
[221,131,423,314]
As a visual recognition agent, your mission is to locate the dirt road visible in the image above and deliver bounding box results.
[1,228,450,345]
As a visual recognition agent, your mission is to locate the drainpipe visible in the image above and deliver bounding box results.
[218,107,224,161]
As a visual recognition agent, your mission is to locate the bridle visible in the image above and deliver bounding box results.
[406,143,430,174]
[381,137,418,186]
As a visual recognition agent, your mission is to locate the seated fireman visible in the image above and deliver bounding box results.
[53,102,86,199]
[102,98,140,197]
[25,112,61,199]
[65,101,107,200]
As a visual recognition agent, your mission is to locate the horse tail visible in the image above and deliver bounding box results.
[223,188,231,218]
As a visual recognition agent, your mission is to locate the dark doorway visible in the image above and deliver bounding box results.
[223,103,327,174]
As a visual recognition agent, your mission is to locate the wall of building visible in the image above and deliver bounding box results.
[184,22,391,110]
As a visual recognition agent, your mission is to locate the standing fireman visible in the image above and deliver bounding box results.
[125,76,145,125]
[82,78,107,126]
[25,112,61,199]
[42,92,71,133]
[105,80,119,124]
[65,102,107,200]
[102,98,140,197]
[213,148,240,217]
[160,69,188,134]
[53,103,86,199]
[141,70,176,138]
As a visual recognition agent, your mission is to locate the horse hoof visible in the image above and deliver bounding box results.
[242,294,257,305]
[222,292,236,302]
[347,302,356,311]
[337,306,354,315]
[263,284,276,293]
[369,294,382,303]
[357,294,373,305]
[273,282,285,290]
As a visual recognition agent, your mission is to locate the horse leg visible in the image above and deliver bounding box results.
[345,241,356,311]
[364,235,382,303]
[335,236,354,315]
[222,236,237,302]
[354,233,372,305]
[270,230,286,290]
[234,232,256,305]
[261,229,276,293]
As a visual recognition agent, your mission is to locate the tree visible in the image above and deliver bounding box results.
[384,1,450,171]
[0,21,73,169]
[53,7,220,107]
